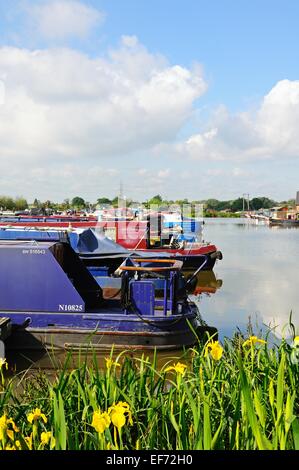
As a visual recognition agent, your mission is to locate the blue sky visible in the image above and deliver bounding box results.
[99,0,299,108]
[0,0,298,202]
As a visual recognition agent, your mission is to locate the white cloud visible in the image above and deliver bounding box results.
[257,79,299,156]
[0,38,206,199]
[157,168,170,178]
[205,167,250,178]
[121,35,139,48]
[27,0,104,40]
[176,79,299,163]
[0,80,5,105]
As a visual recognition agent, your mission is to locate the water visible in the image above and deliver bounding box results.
[195,218,299,340]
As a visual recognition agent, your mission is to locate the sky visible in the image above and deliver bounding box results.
[0,0,299,202]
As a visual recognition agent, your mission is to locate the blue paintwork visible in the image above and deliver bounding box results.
[0,242,85,312]
[0,240,199,340]
[163,219,203,234]
[88,266,110,276]
[0,228,67,242]
[130,281,155,316]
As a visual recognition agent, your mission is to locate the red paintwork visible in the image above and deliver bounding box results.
[134,244,217,256]
[0,219,217,256]
[0,221,98,228]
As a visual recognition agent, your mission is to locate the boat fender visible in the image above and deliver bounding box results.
[210,251,223,260]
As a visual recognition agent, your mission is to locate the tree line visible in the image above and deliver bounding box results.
[0,194,295,213]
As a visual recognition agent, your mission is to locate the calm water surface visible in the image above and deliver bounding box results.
[196,218,299,340]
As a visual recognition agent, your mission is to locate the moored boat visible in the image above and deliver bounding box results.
[0,239,216,362]
[94,216,222,270]
[0,221,222,271]
[0,214,98,229]
[269,218,299,227]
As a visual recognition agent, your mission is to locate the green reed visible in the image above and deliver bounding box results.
[0,332,299,450]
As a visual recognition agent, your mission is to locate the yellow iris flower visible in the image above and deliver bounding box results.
[27,408,47,424]
[110,410,126,430]
[24,434,33,450]
[243,336,266,347]
[91,411,111,434]
[0,358,8,370]
[0,415,19,441]
[205,340,223,361]
[164,362,187,375]
[105,357,120,369]
[40,431,56,448]
[108,402,132,430]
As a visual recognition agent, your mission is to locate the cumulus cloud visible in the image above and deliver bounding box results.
[0,37,206,198]
[176,79,299,163]
[257,79,299,157]
[27,0,104,40]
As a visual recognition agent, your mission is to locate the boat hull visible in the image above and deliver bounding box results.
[4,309,216,354]
[134,249,222,270]
[269,218,299,227]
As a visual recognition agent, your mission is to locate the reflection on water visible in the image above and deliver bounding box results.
[199,218,299,340]
[187,270,223,296]
[5,345,196,376]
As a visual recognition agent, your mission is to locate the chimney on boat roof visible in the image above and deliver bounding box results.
[296,191,299,205]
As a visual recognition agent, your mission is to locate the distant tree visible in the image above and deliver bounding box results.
[61,198,70,210]
[197,199,229,211]
[33,198,41,208]
[148,194,163,207]
[97,197,112,206]
[111,197,119,207]
[250,197,276,210]
[71,197,86,209]
[279,199,295,206]
[0,196,14,210]
[14,197,28,210]
[175,198,189,207]
[230,198,244,212]
[204,199,220,210]
[41,200,52,209]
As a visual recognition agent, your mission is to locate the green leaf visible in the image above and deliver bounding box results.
[239,355,272,450]
[291,418,299,450]
[203,399,212,450]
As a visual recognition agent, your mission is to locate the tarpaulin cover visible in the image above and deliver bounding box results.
[69,229,172,259]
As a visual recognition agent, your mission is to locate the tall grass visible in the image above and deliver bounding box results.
[0,332,299,450]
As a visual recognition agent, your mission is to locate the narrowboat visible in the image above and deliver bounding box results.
[75,221,223,271]
[0,239,216,360]
[0,214,98,229]
[269,218,299,227]
[0,212,222,270]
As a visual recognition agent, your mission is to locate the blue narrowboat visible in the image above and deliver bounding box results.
[0,238,216,359]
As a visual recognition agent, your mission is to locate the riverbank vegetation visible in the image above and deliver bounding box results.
[0,193,295,216]
[1,331,299,450]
